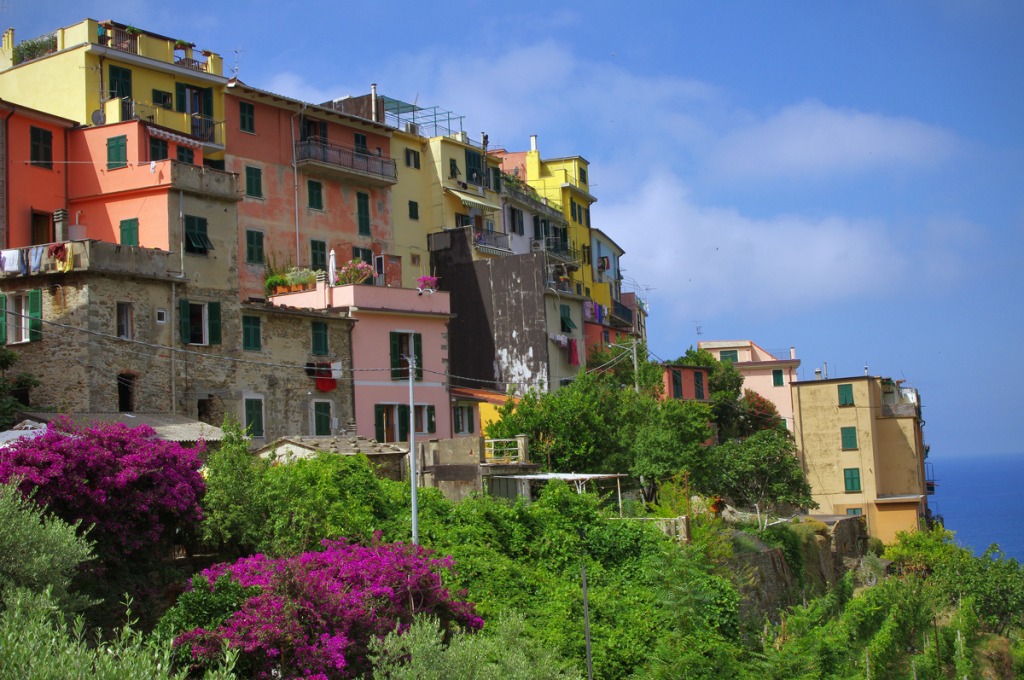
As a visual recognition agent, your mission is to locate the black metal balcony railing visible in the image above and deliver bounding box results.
[474,230,511,251]
[611,299,634,326]
[295,139,398,183]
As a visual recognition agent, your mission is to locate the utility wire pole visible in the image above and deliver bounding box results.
[407,342,418,544]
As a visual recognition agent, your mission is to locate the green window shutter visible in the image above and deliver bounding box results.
[773,369,784,387]
[454,407,462,433]
[841,426,858,450]
[244,398,264,437]
[427,405,436,434]
[179,299,190,343]
[202,87,214,117]
[239,101,255,133]
[207,302,221,345]
[311,240,326,271]
[408,200,418,220]
[314,402,331,435]
[374,405,386,442]
[175,83,186,112]
[245,230,264,264]
[107,136,127,169]
[397,404,409,441]
[844,468,861,492]
[672,371,683,399]
[27,290,42,342]
[311,321,328,355]
[242,316,261,351]
[245,167,262,197]
[838,384,854,406]
[465,150,482,184]
[413,333,423,381]
[357,192,370,235]
[390,332,402,379]
[467,407,474,434]
[0,294,6,344]
[308,180,323,210]
[120,218,139,246]
[694,372,705,400]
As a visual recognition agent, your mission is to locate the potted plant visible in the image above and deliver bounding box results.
[264,273,289,297]
[416,275,439,292]
[335,259,374,285]
[286,267,316,291]
[124,25,142,36]
[174,39,190,51]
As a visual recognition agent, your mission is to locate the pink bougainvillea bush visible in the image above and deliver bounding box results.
[169,538,483,679]
[0,420,205,564]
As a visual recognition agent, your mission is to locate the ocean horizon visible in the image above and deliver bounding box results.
[930,450,1024,562]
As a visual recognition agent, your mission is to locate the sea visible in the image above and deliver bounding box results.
[930,451,1024,562]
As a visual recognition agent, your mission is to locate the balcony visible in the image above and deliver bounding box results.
[534,237,581,269]
[170,162,238,201]
[502,184,563,221]
[473,229,511,256]
[95,23,222,76]
[104,97,224,147]
[610,299,634,327]
[0,240,178,281]
[295,138,397,187]
[484,438,525,464]
[269,278,450,316]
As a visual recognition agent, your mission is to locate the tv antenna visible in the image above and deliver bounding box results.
[231,47,243,78]
[694,321,703,336]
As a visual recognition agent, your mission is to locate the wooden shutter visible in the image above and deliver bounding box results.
[207,302,221,345]
[397,404,409,442]
[390,332,402,379]
[175,83,186,113]
[427,405,436,434]
[202,87,214,117]
[179,298,190,343]
[467,407,473,434]
[27,290,42,341]
[413,333,423,380]
[0,294,7,345]
[374,404,386,442]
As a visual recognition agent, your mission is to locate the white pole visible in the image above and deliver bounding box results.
[408,338,418,544]
[631,339,639,393]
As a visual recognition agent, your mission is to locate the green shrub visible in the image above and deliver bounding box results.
[0,480,94,612]
[867,536,885,557]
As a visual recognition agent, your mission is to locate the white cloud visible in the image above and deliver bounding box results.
[707,100,958,180]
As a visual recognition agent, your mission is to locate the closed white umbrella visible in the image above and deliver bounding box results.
[328,249,337,287]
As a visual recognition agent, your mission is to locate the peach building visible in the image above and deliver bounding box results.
[699,340,800,430]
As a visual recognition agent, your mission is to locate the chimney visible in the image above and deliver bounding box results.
[790,346,796,360]
[823,361,828,380]
[530,134,537,152]
[864,365,869,376]
[370,83,378,122]
[814,368,822,380]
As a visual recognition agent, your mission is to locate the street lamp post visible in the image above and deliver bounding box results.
[407,341,419,544]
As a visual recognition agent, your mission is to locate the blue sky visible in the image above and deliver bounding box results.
[10,2,1024,460]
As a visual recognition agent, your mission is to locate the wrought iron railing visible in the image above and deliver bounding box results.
[474,230,510,251]
[295,138,397,182]
[611,299,634,325]
[484,438,521,464]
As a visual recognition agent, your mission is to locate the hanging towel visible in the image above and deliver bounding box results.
[330,361,343,379]
[56,253,73,273]
[1,249,19,273]
[18,249,28,275]
[315,363,337,392]
[568,339,579,366]
[29,246,43,273]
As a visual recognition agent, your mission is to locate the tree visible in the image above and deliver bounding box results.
[715,429,816,528]
[677,347,744,440]
[0,420,206,563]
[629,399,713,502]
[736,388,785,437]
[0,347,38,430]
[585,341,664,397]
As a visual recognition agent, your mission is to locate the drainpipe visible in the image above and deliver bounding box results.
[2,103,14,247]
[291,104,306,264]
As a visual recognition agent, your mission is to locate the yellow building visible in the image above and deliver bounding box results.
[0,19,227,161]
[792,375,931,543]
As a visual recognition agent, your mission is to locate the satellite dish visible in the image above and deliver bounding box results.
[90,109,106,126]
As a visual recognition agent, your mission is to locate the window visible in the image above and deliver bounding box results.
[311,321,328,356]
[311,240,327,271]
[510,207,524,235]
[465,150,483,185]
[353,246,373,265]
[0,291,42,344]
[239,101,255,133]
[449,158,460,179]
[313,401,332,435]
[455,213,472,228]
[390,332,423,380]
[308,180,323,210]
[846,507,863,516]
[838,383,855,406]
[117,374,135,412]
[30,127,52,169]
[579,167,587,185]
[152,89,173,109]
[491,167,501,192]
[374,404,434,442]
[408,200,419,220]
[245,166,263,198]
[184,215,213,254]
[844,468,861,493]
[357,192,371,235]
[405,148,420,169]
[242,315,261,351]
[454,405,475,434]
[671,370,683,399]
[176,145,194,164]
[107,135,127,169]
[245,230,264,264]
[585,207,591,227]
[178,299,221,345]
[354,132,368,154]
[116,302,134,339]
[571,198,578,222]
[773,369,784,387]
[694,371,705,400]
[244,398,265,437]
[413,405,436,434]
[119,218,139,246]
[582,245,591,265]
[603,329,610,344]
[841,426,858,450]
[149,137,168,161]
[560,304,576,332]
[719,349,738,363]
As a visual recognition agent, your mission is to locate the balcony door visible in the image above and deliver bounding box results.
[109,65,132,121]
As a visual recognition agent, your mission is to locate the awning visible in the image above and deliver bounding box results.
[446,188,501,211]
[560,309,577,330]
[148,126,204,149]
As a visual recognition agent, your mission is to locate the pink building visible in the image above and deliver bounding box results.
[698,340,800,431]
[270,280,452,443]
